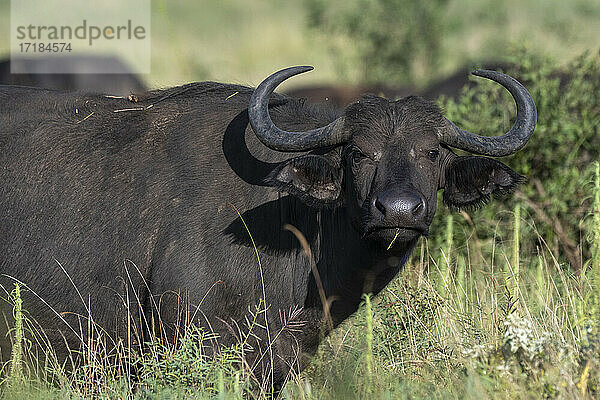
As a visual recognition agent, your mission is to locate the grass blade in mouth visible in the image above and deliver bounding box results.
[386,228,400,250]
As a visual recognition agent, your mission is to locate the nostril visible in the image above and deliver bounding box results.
[411,199,425,217]
[374,197,386,215]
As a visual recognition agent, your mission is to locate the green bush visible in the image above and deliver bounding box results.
[304,0,449,84]
[435,49,600,273]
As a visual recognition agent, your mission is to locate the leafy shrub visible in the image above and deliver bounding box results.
[137,326,246,397]
[435,49,600,272]
[462,313,577,399]
[303,0,449,84]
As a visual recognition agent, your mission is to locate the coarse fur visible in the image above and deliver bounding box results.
[0,79,524,391]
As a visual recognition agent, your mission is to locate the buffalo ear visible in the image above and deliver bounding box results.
[265,153,343,207]
[442,156,524,209]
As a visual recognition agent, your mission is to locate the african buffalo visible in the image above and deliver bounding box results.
[0,56,146,95]
[0,66,536,391]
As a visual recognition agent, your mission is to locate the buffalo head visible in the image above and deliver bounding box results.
[248,66,536,247]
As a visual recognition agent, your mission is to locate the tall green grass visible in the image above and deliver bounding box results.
[7,284,23,386]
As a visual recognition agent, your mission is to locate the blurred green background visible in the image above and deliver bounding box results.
[1,0,599,88]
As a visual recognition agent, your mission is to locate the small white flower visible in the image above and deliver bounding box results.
[502,313,551,360]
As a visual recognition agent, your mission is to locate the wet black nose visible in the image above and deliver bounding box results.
[373,189,427,225]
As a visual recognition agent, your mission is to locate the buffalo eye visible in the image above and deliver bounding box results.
[427,149,440,161]
[350,148,368,165]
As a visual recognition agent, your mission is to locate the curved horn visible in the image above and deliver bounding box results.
[441,70,537,157]
[248,66,348,152]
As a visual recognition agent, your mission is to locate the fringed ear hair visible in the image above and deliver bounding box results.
[265,153,343,208]
[443,156,525,209]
